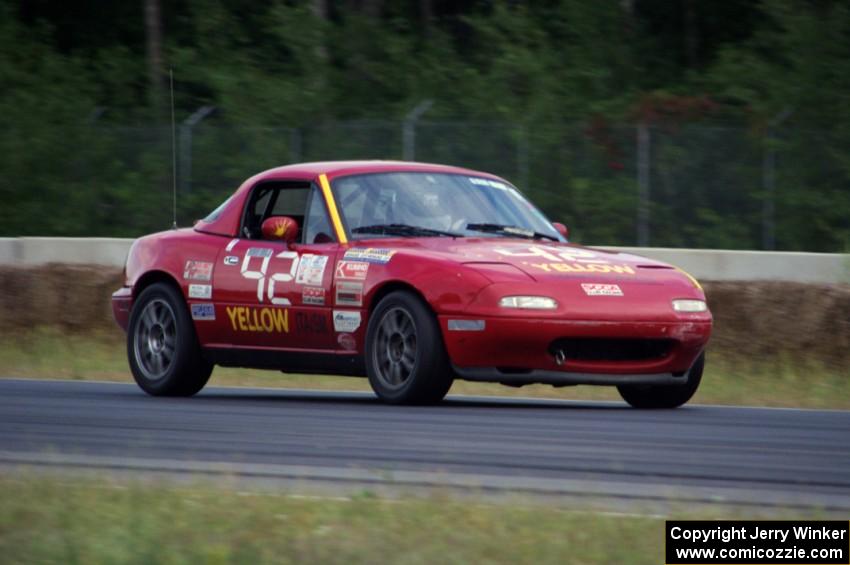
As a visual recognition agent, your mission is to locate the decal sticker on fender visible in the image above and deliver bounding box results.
[337,333,356,350]
[335,261,369,280]
[188,284,212,299]
[184,260,213,281]
[295,311,328,334]
[581,283,623,296]
[302,286,325,305]
[343,248,396,264]
[190,303,215,320]
[226,306,289,333]
[335,281,363,307]
[223,255,239,266]
[333,310,361,332]
[295,254,329,286]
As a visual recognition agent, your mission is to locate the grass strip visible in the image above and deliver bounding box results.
[1,328,848,409]
[0,474,667,565]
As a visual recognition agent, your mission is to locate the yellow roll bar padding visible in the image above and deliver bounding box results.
[319,173,348,245]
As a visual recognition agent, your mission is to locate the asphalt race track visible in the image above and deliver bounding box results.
[1,379,849,513]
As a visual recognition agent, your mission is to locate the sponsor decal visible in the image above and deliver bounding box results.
[337,333,357,351]
[190,303,215,320]
[302,286,325,305]
[188,284,212,299]
[225,238,239,252]
[223,255,239,266]
[333,310,361,333]
[335,260,369,280]
[225,306,289,333]
[295,311,328,334]
[581,283,623,296]
[247,247,273,258]
[535,263,635,275]
[295,254,329,286]
[343,248,396,264]
[495,245,636,276]
[184,260,213,281]
[469,177,508,190]
[335,281,363,307]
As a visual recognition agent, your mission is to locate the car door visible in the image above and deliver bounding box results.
[211,181,338,351]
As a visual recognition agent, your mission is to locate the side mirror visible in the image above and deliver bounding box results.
[261,216,299,244]
[552,222,569,239]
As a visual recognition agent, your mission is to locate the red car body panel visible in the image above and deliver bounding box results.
[113,161,711,385]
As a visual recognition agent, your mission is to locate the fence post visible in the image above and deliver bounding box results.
[761,108,792,250]
[762,129,776,250]
[402,100,433,161]
[178,105,215,194]
[517,125,529,189]
[636,122,651,246]
[289,127,302,163]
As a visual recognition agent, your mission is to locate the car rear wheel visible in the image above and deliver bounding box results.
[365,290,454,405]
[617,353,704,409]
[127,282,213,396]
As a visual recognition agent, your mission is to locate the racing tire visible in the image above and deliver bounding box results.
[617,353,704,409]
[127,282,213,397]
[365,290,454,405]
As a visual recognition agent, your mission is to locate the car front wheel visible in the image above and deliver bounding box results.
[617,353,704,409]
[365,290,454,405]
[127,282,213,396]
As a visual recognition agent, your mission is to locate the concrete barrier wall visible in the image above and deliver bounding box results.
[599,246,850,284]
[0,237,848,284]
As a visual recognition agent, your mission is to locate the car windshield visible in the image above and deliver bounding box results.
[332,172,563,241]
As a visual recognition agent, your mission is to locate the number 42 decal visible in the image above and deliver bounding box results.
[242,247,299,305]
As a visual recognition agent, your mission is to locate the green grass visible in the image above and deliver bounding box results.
[1,328,848,409]
[0,475,706,564]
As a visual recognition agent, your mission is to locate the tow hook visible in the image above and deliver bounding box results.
[554,349,566,366]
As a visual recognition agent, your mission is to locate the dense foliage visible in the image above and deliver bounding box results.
[2,0,848,250]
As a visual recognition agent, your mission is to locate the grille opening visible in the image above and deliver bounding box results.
[549,338,674,362]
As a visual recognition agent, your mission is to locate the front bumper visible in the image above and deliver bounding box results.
[440,315,711,385]
[111,287,132,332]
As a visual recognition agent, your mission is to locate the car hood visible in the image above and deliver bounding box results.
[349,237,707,321]
[383,237,678,281]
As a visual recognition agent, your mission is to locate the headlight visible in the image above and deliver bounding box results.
[499,296,558,310]
[672,299,707,313]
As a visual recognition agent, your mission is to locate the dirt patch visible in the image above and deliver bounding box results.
[1,266,848,369]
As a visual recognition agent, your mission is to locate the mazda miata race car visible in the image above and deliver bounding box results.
[112,161,712,408]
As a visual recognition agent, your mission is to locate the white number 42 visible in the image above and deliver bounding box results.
[241,248,299,305]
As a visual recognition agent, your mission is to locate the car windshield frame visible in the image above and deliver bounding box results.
[329,172,564,242]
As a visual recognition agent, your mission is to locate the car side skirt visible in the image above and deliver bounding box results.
[203,347,366,376]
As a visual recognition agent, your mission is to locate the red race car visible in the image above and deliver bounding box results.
[113,161,711,408]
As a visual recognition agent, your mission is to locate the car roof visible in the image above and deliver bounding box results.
[194,161,509,238]
[253,160,504,181]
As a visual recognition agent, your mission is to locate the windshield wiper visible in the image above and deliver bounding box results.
[465,223,558,241]
[352,223,461,238]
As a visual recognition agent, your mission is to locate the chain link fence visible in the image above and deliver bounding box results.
[25,119,850,252]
